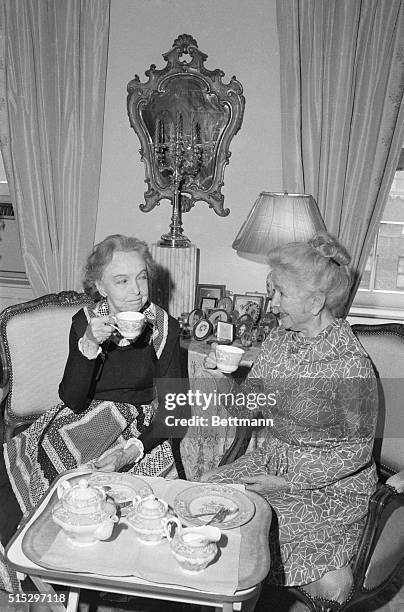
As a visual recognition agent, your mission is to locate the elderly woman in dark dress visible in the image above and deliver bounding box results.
[0,234,186,593]
[204,232,378,607]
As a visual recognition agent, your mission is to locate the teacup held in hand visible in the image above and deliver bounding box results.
[215,345,245,373]
[111,311,146,339]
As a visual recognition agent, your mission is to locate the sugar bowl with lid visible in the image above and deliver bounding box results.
[52,477,118,546]
[126,494,175,544]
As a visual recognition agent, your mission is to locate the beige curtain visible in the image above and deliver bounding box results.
[0,0,110,295]
[276,0,404,297]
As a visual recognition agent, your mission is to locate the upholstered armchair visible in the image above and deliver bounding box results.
[288,323,404,612]
[0,291,92,441]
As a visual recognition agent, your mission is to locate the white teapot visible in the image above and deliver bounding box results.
[126,494,175,544]
[165,523,221,574]
[52,478,118,546]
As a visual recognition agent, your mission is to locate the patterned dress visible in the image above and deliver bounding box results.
[206,319,378,586]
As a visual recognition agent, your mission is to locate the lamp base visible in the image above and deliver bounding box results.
[157,233,191,248]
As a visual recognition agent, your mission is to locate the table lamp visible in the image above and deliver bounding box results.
[232,192,326,263]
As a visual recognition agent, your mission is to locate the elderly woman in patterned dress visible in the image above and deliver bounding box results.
[203,232,378,607]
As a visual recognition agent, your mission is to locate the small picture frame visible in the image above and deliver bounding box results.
[217,296,233,314]
[192,318,213,341]
[233,294,264,324]
[240,330,253,347]
[235,314,254,339]
[255,325,267,343]
[208,309,230,327]
[260,311,278,333]
[188,308,204,327]
[195,284,226,309]
[216,320,234,343]
[245,291,267,298]
[200,297,217,312]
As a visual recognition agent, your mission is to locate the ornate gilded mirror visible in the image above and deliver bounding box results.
[127,34,245,247]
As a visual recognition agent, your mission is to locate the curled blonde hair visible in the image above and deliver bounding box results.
[267,232,352,316]
[82,234,156,302]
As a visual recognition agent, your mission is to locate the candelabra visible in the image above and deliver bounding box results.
[155,113,204,248]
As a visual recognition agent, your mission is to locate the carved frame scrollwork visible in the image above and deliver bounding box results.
[127,34,245,217]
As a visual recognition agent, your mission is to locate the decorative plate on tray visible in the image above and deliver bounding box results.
[87,472,152,512]
[173,484,255,529]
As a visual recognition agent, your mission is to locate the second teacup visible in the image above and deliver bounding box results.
[215,345,245,373]
[112,311,146,339]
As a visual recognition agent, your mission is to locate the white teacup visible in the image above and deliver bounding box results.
[215,345,245,373]
[111,311,146,339]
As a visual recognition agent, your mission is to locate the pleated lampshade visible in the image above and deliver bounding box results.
[232,192,326,263]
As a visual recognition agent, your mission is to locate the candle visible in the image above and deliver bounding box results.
[154,120,160,145]
[169,120,175,143]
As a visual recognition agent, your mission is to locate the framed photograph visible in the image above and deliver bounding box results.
[254,325,267,343]
[195,284,226,309]
[235,314,254,339]
[200,297,217,312]
[217,296,233,313]
[240,330,253,347]
[188,308,204,327]
[260,311,278,331]
[258,318,277,339]
[192,318,213,341]
[208,309,230,327]
[216,320,234,343]
[233,294,264,324]
[245,292,267,298]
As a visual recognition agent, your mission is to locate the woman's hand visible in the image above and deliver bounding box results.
[85,315,114,346]
[204,341,218,369]
[240,474,289,495]
[93,444,143,472]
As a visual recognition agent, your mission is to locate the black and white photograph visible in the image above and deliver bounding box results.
[0,2,403,611]
[233,294,264,324]
[200,296,217,312]
[195,284,226,309]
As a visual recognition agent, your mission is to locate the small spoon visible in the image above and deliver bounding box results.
[206,507,230,525]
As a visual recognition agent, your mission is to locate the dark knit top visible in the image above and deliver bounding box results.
[58,307,185,452]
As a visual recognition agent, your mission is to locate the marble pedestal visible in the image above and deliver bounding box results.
[150,244,199,318]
